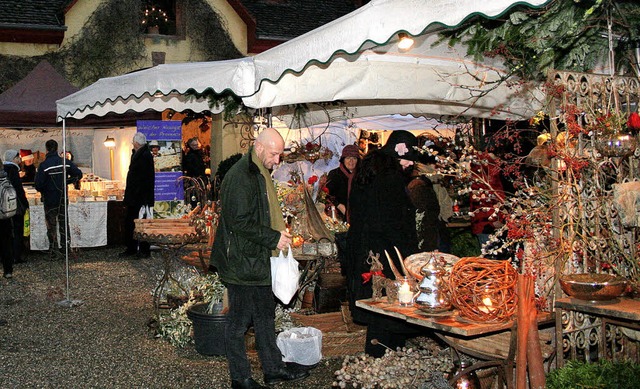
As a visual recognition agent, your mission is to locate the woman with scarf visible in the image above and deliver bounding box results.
[326,144,360,222]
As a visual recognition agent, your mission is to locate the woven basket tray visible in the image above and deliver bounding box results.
[290,310,366,357]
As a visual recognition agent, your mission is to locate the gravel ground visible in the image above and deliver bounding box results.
[0,246,342,388]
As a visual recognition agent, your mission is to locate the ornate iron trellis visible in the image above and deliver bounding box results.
[547,70,640,365]
[222,113,267,150]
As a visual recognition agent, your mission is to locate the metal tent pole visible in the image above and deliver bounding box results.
[57,118,83,308]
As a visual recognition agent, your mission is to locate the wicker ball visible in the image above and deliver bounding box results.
[448,257,517,322]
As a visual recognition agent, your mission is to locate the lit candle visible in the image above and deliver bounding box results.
[398,280,413,306]
[478,295,494,314]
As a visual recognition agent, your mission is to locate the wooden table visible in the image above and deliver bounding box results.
[356,298,553,388]
[134,219,207,312]
[356,298,521,336]
[555,297,640,366]
[29,201,108,250]
[555,297,640,322]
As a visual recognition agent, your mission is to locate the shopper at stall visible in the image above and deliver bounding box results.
[4,149,29,265]
[19,149,36,184]
[182,137,208,208]
[346,130,421,357]
[0,155,15,278]
[34,140,83,260]
[210,128,309,389]
[120,132,155,259]
[407,149,453,253]
[326,144,360,223]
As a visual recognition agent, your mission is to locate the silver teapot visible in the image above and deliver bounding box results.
[415,253,451,313]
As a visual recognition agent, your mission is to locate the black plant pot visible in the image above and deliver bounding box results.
[186,302,226,356]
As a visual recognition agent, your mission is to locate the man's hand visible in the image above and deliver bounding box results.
[277,230,292,250]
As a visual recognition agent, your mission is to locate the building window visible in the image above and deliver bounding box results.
[141,0,178,36]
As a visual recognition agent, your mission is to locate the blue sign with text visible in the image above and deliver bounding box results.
[136,120,181,140]
[137,120,184,203]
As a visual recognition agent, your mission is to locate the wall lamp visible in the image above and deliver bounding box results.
[398,32,414,51]
[103,136,116,148]
[103,136,116,180]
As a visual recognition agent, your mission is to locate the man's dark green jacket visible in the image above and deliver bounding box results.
[210,148,280,286]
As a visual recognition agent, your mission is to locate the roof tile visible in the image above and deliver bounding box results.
[0,0,68,27]
[239,0,358,40]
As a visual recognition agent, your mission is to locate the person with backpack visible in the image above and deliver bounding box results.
[34,140,83,260]
[0,155,16,278]
[4,149,29,265]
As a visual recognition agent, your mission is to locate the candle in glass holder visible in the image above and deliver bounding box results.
[398,278,413,306]
[478,295,494,314]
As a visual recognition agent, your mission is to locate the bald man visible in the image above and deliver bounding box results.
[210,128,308,389]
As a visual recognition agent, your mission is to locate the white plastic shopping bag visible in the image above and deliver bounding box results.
[138,205,154,219]
[276,327,322,366]
[270,245,300,304]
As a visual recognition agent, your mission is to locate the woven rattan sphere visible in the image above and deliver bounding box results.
[448,257,517,322]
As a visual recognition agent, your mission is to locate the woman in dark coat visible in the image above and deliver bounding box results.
[120,132,155,259]
[346,130,420,357]
[182,137,208,207]
[326,144,360,222]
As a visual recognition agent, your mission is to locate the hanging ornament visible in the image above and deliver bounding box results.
[199,118,210,132]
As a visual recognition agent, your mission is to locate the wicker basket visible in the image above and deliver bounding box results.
[290,309,366,357]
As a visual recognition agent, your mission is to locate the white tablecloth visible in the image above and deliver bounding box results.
[29,202,108,250]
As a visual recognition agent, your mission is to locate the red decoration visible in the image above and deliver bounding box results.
[628,112,640,130]
[361,270,384,284]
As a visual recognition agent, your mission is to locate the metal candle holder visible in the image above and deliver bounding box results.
[415,253,451,313]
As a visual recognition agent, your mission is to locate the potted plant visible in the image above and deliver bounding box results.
[185,272,227,356]
[155,272,226,354]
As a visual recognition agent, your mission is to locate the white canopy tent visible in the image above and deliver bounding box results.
[57,0,550,124]
[53,0,551,305]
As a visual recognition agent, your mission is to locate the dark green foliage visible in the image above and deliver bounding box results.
[211,152,242,200]
[439,0,640,81]
[0,56,41,92]
[59,0,147,87]
[0,0,241,92]
[546,360,640,389]
[184,0,243,61]
[215,153,243,182]
[450,229,481,258]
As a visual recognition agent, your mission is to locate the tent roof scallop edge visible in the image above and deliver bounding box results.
[251,0,551,85]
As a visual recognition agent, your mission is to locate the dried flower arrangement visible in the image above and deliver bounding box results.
[420,75,640,305]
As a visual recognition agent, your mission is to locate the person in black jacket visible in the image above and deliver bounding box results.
[0,156,14,278]
[210,128,308,389]
[119,132,155,259]
[346,130,421,357]
[182,137,208,208]
[34,140,83,260]
[326,144,360,223]
[3,149,29,265]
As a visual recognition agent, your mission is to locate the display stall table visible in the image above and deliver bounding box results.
[555,297,640,366]
[29,202,108,250]
[356,298,553,388]
[133,218,208,312]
